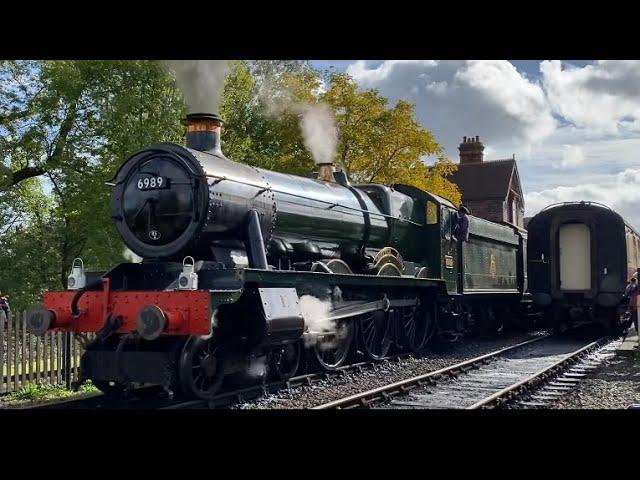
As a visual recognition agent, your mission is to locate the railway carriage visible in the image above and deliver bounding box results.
[26,112,532,400]
[527,201,639,332]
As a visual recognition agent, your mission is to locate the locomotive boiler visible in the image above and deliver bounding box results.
[26,112,531,400]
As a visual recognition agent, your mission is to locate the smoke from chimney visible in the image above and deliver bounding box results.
[257,79,338,168]
[298,103,338,167]
[164,60,229,114]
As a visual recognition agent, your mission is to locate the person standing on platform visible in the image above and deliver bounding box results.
[624,276,639,344]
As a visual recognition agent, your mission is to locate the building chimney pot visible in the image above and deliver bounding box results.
[458,134,485,164]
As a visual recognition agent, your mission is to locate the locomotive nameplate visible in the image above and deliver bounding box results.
[445,255,454,269]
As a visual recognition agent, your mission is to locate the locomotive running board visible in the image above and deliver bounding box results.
[324,297,418,323]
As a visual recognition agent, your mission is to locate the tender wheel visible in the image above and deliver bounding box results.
[358,311,392,361]
[310,320,354,371]
[399,305,432,354]
[179,335,225,400]
[270,341,302,381]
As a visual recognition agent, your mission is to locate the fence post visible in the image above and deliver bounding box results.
[64,332,72,389]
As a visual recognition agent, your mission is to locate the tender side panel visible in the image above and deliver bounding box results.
[463,215,520,293]
[462,239,518,292]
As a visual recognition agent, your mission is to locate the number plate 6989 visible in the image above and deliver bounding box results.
[137,176,167,190]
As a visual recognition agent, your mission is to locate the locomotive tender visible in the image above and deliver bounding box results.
[26,112,531,399]
[528,201,638,332]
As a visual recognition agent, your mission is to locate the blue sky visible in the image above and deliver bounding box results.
[310,60,640,227]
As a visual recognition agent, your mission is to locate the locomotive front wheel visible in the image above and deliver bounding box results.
[358,311,392,361]
[270,341,302,381]
[179,335,225,400]
[310,320,355,371]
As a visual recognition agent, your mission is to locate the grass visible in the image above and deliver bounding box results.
[0,381,98,407]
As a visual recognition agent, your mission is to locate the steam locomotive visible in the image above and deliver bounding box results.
[26,112,533,400]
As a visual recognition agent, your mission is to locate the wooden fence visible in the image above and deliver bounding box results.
[0,311,90,394]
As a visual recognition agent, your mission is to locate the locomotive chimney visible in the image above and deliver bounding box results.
[184,113,224,156]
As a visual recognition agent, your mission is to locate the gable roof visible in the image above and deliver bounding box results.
[448,158,518,201]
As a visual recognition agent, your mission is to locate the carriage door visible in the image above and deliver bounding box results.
[559,223,591,290]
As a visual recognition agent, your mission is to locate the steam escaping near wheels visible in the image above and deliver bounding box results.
[299,295,336,348]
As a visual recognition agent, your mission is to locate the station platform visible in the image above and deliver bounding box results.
[617,327,639,356]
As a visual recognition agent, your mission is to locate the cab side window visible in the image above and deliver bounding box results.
[442,208,453,240]
[425,201,438,225]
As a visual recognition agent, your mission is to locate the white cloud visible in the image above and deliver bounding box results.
[541,60,640,134]
[343,60,640,226]
[552,144,585,169]
[525,167,640,230]
[346,60,556,160]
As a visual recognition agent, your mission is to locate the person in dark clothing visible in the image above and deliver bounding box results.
[453,205,470,242]
[624,276,639,337]
[0,290,9,318]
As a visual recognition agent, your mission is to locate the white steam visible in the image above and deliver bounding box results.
[123,247,142,263]
[299,292,348,350]
[164,60,229,113]
[299,104,338,165]
[246,356,267,379]
[258,80,338,166]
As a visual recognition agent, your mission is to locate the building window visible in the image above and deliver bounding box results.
[511,199,517,224]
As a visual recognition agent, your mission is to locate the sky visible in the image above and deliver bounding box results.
[309,60,640,229]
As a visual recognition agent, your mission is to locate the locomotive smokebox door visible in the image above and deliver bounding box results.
[258,288,304,345]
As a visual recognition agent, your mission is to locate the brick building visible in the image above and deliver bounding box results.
[448,136,525,228]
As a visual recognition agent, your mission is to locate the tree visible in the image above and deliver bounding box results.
[321,73,461,205]
[0,60,186,304]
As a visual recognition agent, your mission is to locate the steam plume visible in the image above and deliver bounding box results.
[258,80,338,166]
[299,104,338,165]
[164,60,229,113]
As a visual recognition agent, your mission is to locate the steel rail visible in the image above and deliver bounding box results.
[467,336,609,409]
[312,334,551,410]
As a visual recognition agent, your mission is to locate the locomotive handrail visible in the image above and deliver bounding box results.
[204,173,424,227]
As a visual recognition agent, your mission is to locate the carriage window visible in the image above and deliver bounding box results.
[425,201,438,225]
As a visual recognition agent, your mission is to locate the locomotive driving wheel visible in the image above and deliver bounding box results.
[399,304,433,354]
[269,341,302,381]
[358,311,392,361]
[310,320,355,371]
[179,334,225,400]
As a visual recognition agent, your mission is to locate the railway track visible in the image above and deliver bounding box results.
[313,333,614,410]
[9,354,413,410]
[12,330,603,411]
